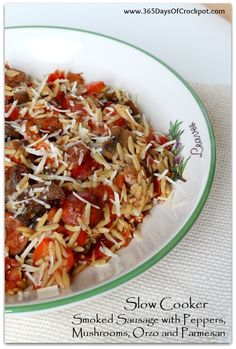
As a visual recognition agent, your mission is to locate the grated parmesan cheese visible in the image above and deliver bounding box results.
[29,76,48,112]
[78,150,84,165]
[156,139,176,152]
[20,238,39,261]
[34,154,48,175]
[141,143,152,160]
[32,197,51,209]
[111,192,121,217]
[154,169,169,181]
[72,191,100,209]
[99,243,118,258]
[25,271,38,287]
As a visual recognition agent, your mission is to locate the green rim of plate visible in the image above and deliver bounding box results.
[5,25,216,314]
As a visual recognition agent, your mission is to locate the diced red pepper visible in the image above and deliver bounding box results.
[91,184,114,204]
[105,213,117,228]
[71,159,98,180]
[33,238,52,264]
[6,105,20,121]
[153,177,161,197]
[159,135,169,145]
[84,81,106,94]
[61,192,103,228]
[94,236,113,259]
[6,267,22,282]
[56,224,70,236]
[77,230,88,247]
[85,236,113,261]
[146,129,156,143]
[113,174,125,190]
[68,142,99,180]
[60,95,70,110]
[55,90,65,105]
[5,281,15,292]
[5,95,13,104]
[34,116,62,132]
[8,155,22,164]
[61,195,83,226]
[47,70,64,83]
[45,157,54,166]
[71,103,87,116]
[112,117,126,127]
[47,207,57,222]
[93,244,106,259]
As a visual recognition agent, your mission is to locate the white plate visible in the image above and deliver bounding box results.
[5,26,216,313]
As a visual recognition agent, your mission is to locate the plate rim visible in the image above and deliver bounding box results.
[5,25,216,314]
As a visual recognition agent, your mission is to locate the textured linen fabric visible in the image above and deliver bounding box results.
[5,83,232,344]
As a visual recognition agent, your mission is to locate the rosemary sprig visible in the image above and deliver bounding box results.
[173,156,190,182]
[168,120,190,182]
[168,120,184,141]
[173,143,184,157]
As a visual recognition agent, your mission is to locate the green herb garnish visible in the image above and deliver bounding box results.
[168,120,184,141]
[168,120,190,182]
[173,156,190,182]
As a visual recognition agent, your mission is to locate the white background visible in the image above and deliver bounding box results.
[5,2,231,85]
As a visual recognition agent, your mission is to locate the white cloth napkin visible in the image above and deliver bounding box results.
[5,83,231,343]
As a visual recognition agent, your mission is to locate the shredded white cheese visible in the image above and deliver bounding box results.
[20,238,39,261]
[141,143,152,160]
[99,243,118,258]
[78,150,84,165]
[157,139,176,152]
[32,197,51,209]
[25,271,38,287]
[23,173,44,182]
[154,169,169,181]
[29,76,48,112]
[34,154,48,175]
[72,191,100,209]
[27,134,48,148]
[25,147,45,156]
[111,192,121,217]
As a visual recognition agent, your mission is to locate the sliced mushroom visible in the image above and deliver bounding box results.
[104,90,118,102]
[20,182,65,203]
[18,183,65,225]
[5,164,28,198]
[102,126,135,160]
[125,100,140,116]
[5,68,26,88]
[40,183,65,202]
[14,90,29,104]
[20,202,46,227]
[5,124,22,139]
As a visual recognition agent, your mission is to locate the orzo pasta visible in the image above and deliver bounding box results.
[5,65,188,297]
